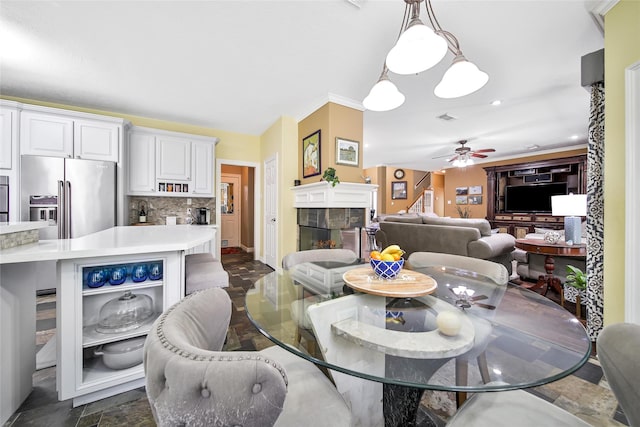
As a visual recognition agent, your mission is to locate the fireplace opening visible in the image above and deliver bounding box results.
[297,208,366,252]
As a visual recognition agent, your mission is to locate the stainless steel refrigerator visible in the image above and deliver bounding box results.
[21,156,116,240]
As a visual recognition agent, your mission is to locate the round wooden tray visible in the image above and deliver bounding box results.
[342,267,437,297]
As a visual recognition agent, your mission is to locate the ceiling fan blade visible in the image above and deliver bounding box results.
[432,153,455,159]
[472,148,495,153]
[471,153,488,159]
[447,155,459,162]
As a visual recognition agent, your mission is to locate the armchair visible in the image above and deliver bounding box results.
[143,287,351,427]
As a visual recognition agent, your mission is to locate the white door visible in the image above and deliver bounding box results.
[264,155,278,269]
[220,173,241,248]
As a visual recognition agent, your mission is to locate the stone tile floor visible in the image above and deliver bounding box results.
[4,251,629,426]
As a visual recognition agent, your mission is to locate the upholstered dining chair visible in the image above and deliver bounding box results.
[597,322,640,427]
[143,288,352,427]
[407,251,509,406]
[282,248,358,356]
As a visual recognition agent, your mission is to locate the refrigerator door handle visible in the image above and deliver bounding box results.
[58,180,65,239]
[65,181,72,239]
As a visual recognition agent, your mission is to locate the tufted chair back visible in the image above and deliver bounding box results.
[143,288,288,427]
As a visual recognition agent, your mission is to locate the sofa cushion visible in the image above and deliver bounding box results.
[421,216,493,236]
[383,215,423,224]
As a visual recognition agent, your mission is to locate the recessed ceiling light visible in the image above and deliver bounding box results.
[527,144,540,150]
[570,135,579,140]
[490,100,502,106]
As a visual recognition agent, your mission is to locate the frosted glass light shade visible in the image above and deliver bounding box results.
[434,55,489,98]
[363,75,405,112]
[386,18,448,75]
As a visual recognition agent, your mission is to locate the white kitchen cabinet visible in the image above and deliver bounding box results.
[20,107,123,162]
[127,130,156,195]
[0,106,17,169]
[20,110,74,158]
[156,136,191,181]
[57,253,181,405]
[191,140,214,196]
[74,119,120,162]
[126,126,218,197]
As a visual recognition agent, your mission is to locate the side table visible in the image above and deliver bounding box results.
[514,239,587,302]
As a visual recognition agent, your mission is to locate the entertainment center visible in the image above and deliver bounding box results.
[484,155,587,238]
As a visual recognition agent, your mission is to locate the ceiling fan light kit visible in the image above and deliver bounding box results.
[365,0,489,111]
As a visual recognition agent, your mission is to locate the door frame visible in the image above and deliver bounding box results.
[216,158,261,261]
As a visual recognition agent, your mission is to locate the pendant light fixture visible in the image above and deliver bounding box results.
[364,0,488,111]
[362,66,406,111]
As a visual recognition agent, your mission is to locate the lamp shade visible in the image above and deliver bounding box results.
[386,18,448,75]
[551,194,587,216]
[363,73,405,112]
[434,55,489,99]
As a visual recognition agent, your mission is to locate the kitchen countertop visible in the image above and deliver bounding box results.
[0,225,215,264]
[0,221,49,235]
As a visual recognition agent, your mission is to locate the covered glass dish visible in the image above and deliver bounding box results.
[96,291,154,334]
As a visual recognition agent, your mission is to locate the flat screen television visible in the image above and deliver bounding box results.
[504,182,568,213]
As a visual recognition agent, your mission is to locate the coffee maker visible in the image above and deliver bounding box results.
[197,207,211,225]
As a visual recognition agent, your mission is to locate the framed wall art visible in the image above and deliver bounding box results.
[302,130,321,178]
[336,137,359,166]
[469,185,482,195]
[469,195,483,205]
[391,181,407,200]
[456,195,468,205]
[455,186,469,195]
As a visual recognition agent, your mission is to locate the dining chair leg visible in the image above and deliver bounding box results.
[455,358,469,407]
[477,352,491,384]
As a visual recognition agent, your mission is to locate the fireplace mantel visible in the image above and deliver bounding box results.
[291,182,378,208]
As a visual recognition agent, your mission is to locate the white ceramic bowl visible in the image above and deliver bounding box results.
[94,336,146,370]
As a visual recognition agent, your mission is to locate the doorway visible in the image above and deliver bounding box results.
[220,173,241,248]
[217,160,260,260]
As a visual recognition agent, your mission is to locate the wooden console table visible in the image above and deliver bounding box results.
[515,239,586,301]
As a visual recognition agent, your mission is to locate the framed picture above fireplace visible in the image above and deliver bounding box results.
[336,137,359,166]
[302,130,321,178]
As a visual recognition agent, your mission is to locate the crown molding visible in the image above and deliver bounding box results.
[588,0,620,33]
[297,92,364,122]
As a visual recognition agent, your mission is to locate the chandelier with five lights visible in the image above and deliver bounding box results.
[363,0,489,112]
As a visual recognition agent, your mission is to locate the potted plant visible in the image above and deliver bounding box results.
[564,265,587,313]
[456,206,471,218]
[322,167,340,187]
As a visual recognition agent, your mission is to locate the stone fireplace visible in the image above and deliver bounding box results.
[291,182,378,254]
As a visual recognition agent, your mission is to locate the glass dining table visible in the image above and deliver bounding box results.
[244,260,591,427]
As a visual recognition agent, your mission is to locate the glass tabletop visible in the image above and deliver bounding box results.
[244,260,591,393]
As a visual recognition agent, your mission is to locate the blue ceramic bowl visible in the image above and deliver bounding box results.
[87,268,107,288]
[370,258,404,279]
[131,264,148,283]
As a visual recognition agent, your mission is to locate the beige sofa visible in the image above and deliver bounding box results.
[375,215,516,273]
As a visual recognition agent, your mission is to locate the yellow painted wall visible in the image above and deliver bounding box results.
[298,102,365,185]
[603,0,640,324]
[261,115,299,264]
[442,149,587,218]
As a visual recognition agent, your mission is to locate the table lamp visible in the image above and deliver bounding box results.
[551,194,587,244]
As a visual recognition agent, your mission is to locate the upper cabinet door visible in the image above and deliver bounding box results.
[74,119,119,162]
[156,136,191,181]
[0,108,15,169]
[191,141,214,196]
[20,111,74,158]
[127,131,156,195]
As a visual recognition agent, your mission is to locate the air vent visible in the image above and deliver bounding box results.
[437,113,457,121]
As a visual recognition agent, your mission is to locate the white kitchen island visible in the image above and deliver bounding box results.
[0,225,216,424]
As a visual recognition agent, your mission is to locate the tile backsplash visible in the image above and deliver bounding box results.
[128,196,216,225]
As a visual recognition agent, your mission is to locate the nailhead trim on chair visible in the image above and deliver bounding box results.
[153,291,288,385]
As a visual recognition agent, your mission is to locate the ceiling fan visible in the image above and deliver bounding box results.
[433,140,496,166]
